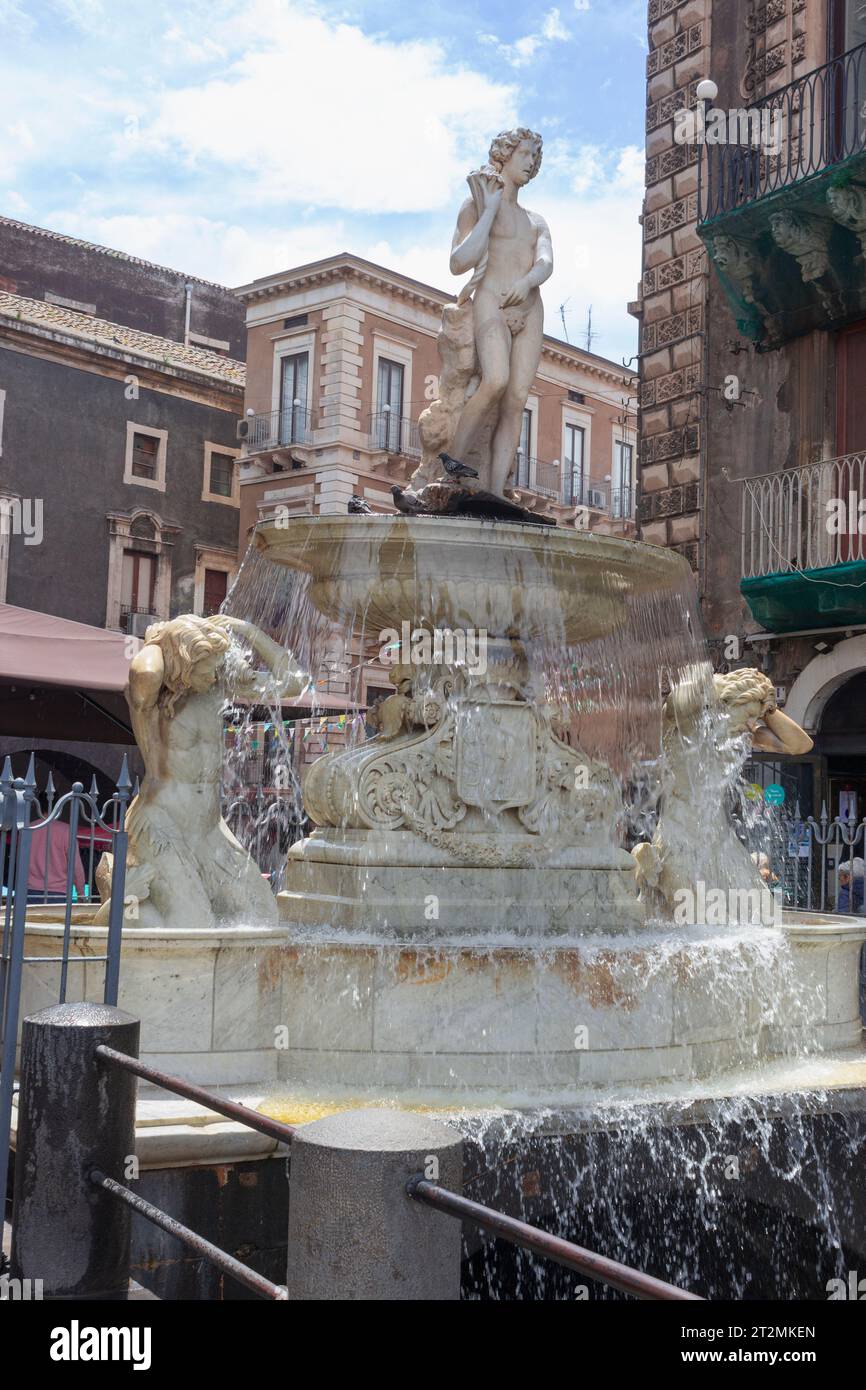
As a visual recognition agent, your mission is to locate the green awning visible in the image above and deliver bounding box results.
[741,561,866,632]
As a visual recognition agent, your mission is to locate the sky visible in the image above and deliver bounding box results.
[0,0,648,364]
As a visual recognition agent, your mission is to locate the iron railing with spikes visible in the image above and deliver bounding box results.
[740,788,866,917]
[0,755,133,1217]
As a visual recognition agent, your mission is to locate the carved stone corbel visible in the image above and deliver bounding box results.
[769,209,832,283]
[827,182,866,261]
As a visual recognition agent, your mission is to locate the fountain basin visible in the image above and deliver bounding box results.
[254,514,690,644]
[17,913,865,1100]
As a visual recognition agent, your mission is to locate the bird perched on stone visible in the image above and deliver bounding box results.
[438,451,479,480]
[348,495,372,514]
[391,485,426,515]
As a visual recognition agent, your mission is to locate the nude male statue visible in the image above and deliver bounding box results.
[447,128,553,496]
[96,614,307,931]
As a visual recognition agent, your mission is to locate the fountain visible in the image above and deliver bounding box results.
[17,128,866,1298]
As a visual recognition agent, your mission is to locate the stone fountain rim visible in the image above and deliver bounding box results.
[254,513,692,582]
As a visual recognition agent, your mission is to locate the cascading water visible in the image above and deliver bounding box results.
[214,514,866,1298]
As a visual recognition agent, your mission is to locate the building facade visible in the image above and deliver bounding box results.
[0,220,246,787]
[0,220,245,634]
[235,252,637,548]
[635,0,866,822]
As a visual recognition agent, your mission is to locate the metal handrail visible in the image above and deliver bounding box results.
[408,1178,703,1300]
[95,1044,296,1145]
[92,1044,295,1301]
[699,40,866,221]
[91,1170,287,1299]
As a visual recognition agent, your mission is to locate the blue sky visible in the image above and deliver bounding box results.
[0,0,647,363]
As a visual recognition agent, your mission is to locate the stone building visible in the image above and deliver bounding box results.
[634,0,866,820]
[0,217,245,633]
[0,218,245,783]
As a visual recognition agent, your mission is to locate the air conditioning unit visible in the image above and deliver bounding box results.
[129,612,157,639]
[587,488,607,508]
[236,418,251,440]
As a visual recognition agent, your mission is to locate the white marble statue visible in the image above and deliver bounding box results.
[410,128,553,497]
[96,614,306,931]
[632,665,814,920]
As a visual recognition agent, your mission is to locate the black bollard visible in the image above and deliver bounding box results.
[11,1002,140,1298]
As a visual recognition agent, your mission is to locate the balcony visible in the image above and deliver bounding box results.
[740,453,866,631]
[511,462,634,520]
[514,453,560,500]
[368,411,421,459]
[238,406,315,456]
[120,606,158,638]
[697,43,866,344]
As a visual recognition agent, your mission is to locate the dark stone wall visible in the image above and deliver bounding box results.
[0,219,246,359]
[0,343,240,626]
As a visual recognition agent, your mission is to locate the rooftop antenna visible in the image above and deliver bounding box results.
[583,304,599,353]
[559,298,571,344]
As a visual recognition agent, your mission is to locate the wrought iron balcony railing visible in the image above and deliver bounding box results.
[741,452,866,579]
[239,406,315,452]
[368,411,422,458]
[610,486,634,520]
[699,41,866,222]
[513,453,560,499]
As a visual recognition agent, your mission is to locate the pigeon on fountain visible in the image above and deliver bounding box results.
[348,495,373,514]
[391,485,426,515]
[438,451,479,480]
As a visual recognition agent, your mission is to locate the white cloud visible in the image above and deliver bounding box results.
[136,5,517,214]
[542,8,570,42]
[480,7,571,69]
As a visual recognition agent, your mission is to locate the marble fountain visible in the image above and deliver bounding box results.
[14,128,866,1297]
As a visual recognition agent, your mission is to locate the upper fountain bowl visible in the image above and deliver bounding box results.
[255,515,691,644]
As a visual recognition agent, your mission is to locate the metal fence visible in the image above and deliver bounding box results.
[745,807,866,915]
[698,39,866,221]
[741,453,866,579]
[0,756,131,1223]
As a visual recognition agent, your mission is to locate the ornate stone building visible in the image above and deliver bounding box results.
[635,0,866,819]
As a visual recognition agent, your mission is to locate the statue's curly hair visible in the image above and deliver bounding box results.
[485,128,543,181]
[143,615,230,716]
[713,667,776,715]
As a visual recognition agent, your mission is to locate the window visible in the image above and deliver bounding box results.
[131,433,158,480]
[120,550,156,629]
[202,441,240,505]
[376,357,405,452]
[209,451,234,497]
[124,423,167,491]
[612,440,634,518]
[203,567,228,616]
[515,409,532,487]
[279,352,310,445]
[564,423,585,505]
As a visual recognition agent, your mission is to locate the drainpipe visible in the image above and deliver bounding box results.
[183,282,193,346]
